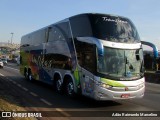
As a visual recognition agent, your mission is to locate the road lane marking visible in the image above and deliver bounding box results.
[40,98,52,106]
[4,66,19,71]
[12,81,16,84]
[30,92,38,97]
[55,108,71,117]
[0,73,5,76]
[17,84,22,87]
[22,87,28,91]
[7,78,12,82]
[3,70,72,118]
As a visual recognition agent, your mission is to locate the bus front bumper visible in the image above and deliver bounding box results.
[93,85,145,100]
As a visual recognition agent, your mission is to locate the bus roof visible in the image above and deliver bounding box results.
[21,13,129,38]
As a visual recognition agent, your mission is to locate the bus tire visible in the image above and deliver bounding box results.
[24,69,28,79]
[66,79,75,97]
[55,78,62,93]
[28,69,33,81]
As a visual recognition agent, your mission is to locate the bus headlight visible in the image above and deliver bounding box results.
[100,83,112,89]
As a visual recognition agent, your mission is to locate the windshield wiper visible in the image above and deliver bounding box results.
[124,51,127,76]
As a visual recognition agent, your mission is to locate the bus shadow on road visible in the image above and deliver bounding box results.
[0,75,122,110]
[25,78,122,109]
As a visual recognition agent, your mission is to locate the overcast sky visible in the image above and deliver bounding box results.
[0,0,160,50]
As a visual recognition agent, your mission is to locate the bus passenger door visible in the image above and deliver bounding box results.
[80,68,95,96]
[77,44,96,97]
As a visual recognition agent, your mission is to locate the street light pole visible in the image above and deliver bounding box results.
[10,32,14,44]
[8,40,10,46]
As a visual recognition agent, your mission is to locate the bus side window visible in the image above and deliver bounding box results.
[77,53,83,66]
[75,39,96,73]
[64,58,72,70]
[48,26,66,42]
[83,52,95,73]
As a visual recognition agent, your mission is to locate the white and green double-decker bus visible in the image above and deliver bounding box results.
[20,13,145,100]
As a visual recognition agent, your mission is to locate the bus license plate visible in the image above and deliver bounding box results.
[121,94,130,98]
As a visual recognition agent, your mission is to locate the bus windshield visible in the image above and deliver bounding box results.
[70,14,140,43]
[90,14,140,43]
[97,47,143,79]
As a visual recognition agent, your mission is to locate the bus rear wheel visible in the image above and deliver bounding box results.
[24,69,28,79]
[28,70,33,81]
[66,79,75,97]
[55,79,62,93]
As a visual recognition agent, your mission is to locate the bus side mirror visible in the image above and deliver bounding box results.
[97,47,104,56]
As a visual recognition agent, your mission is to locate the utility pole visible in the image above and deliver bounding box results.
[8,40,10,46]
[10,32,14,45]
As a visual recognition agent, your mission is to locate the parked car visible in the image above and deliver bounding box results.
[1,58,7,65]
[0,59,4,68]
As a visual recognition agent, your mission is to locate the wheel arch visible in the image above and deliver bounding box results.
[53,71,63,84]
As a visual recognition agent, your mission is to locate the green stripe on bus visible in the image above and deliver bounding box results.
[74,67,80,85]
[101,78,125,87]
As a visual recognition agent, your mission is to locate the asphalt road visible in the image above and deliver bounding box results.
[0,63,160,120]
